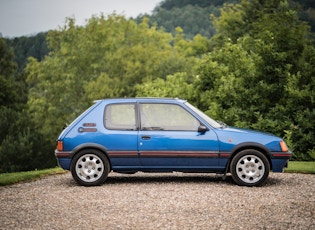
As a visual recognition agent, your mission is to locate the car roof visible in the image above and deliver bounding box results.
[96,98,187,104]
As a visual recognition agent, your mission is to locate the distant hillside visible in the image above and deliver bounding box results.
[157,0,233,9]
[136,0,237,39]
[137,0,314,39]
[294,0,315,33]
[5,32,49,72]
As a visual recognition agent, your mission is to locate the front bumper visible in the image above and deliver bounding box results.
[270,151,292,172]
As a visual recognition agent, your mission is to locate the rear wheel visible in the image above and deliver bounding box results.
[230,149,270,186]
[71,149,110,186]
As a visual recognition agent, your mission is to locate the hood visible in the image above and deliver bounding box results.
[221,126,277,137]
[213,126,283,152]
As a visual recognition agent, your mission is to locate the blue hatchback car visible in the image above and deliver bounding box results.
[55,98,291,186]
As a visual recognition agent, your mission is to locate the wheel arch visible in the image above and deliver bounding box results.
[226,142,272,172]
[71,143,112,170]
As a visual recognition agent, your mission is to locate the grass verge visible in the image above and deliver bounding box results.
[0,167,66,186]
[284,161,315,174]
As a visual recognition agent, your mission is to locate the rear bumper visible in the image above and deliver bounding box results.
[55,150,72,170]
[56,158,71,170]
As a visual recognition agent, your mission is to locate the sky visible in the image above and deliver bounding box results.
[0,0,162,38]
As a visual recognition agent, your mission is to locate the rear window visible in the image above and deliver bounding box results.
[104,103,137,130]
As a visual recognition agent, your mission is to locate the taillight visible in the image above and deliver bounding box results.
[57,141,63,151]
[280,141,288,152]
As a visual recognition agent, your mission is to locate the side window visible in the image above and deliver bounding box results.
[104,103,136,130]
[140,103,200,131]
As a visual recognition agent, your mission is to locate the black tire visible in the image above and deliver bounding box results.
[70,149,110,186]
[230,149,270,186]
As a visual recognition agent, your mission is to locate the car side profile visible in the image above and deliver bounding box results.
[55,98,291,186]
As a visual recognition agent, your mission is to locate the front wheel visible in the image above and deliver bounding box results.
[71,149,110,186]
[230,149,270,186]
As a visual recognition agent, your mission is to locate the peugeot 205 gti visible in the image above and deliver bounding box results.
[55,98,291,186]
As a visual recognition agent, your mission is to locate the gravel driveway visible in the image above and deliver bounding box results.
[0,172,314,229]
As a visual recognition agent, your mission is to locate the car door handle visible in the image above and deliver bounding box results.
[141,135,151,140]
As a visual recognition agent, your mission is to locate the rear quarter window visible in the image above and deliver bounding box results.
[104,103,137,130]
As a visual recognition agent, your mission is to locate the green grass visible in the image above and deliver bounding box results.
[284,161,315,174]
[0,167,66,186]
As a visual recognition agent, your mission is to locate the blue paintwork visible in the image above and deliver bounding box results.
[58,158,71,170]
[138,130,219,167]
[55,98,291,174]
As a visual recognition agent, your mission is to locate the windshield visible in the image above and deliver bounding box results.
[184,102,222,128]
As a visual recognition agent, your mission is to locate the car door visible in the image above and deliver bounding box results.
[138,103,220,170]
[103,103,141,167]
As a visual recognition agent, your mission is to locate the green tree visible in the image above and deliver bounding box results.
[157,0,229,9]
[134,27,211,101]
[136,0,238,40]
[135,72,197,101]
[6,32,49,72]
[196,0,315,160]
[26,15,196,146]
[146,4,218,39]
[0,38,54,173]
[195,37,262,124]
[284,46,315,160]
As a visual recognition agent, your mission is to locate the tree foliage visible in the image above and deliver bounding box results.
[5,32,49,72]
[157,0,231,9]
[136,72,197,101]
[0,38,54,173]
[196,0,315,160]
[145,4,220,39]
[26,15,196,145]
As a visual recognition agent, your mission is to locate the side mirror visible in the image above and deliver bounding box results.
[198,125,208,133]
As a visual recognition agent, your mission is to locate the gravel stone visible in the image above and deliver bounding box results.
[0,172,314,229]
